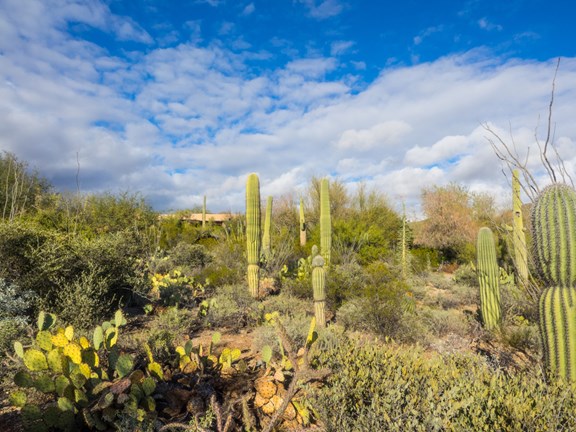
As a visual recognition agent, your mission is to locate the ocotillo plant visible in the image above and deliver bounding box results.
[512,170,528,286]
[262,196,272,262]
[320,178,331,269]
[532,183,576,380]
[311,248,326,327]
[246,173,261,298]
[477,227,501,330]
[299,197,306,247]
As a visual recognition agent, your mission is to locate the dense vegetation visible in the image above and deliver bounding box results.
[0,151,572,431]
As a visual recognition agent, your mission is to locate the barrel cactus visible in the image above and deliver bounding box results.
[246,173,261,298]
[532,183,576,380]
[476,227,501,330]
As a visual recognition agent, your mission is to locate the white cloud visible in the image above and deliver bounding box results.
[1,0,576,215]
[297,0,344,19]
[241,3,255,16]
[478,17,503,32]
[337,121,413,152]
[330,40,355,56]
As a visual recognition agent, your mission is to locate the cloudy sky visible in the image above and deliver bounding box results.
[1,0,575,216]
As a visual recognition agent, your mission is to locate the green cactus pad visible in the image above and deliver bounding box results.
[148,361,163,380]
[47,348,68,373]
[9,390,27,407]
[82,348,99,368]
[14,341,24,358]
[98,392,115,410]
[114,310,126,327]
[57,396,75,412]
[70,371,87,389]
[141,377,156,396]
[36,330,54,351]
[51,332,69,348]
[20,404,42,421]
[54,375,71,397]
[34,374,56,393]
[37,311,56,331]
[14,370,34,388]
[75,388,89,406]
[105,327,118,349]
[93,326,104,350]
[43,405,61,428]
[63,342,82,364]
[24,349,48,371]
[115,354,134,378]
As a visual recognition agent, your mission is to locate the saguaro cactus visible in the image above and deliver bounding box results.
[262,196,272,262]
[299,197,306,247]
[202,195,207,230]
[512,170,528,285]
[311,249,326,328]
[477,227,501,330]
[320,178,331,269]
[246,173,261,298]
[532,183,576,380]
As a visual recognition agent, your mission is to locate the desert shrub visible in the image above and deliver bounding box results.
[420,307,471,338]
[201,240,245,287]
[312,339,576,431]
[453,262,478,287]
[0,278,37,356]
[410,247,441,274]
[203,284,260,329]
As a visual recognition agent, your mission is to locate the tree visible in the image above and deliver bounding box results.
[414,183,492,262]
[0,152,51,221]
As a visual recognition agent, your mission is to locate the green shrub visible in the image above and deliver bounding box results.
[203,284,260,329]
[312,339,576,431]
[0,279,36,356]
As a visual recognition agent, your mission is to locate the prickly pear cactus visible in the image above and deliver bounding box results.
[246,173,261,298]
[476,227,501,330]
[532,183,576,380]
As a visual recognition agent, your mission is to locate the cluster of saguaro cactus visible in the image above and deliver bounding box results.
[299,197,306,247]
[320,178,331,269]
[512,170,528,285]
[477,227,501,330]
[532,183,576,380]
[246,173,261,298]
[262,196,273,262]
[311,246,326,327]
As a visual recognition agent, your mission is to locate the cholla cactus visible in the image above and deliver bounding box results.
[476,227,501,330]
[532,183,576,380]
[246,173,261,298]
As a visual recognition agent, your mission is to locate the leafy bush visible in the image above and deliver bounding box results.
[312,339,576,431]
[0,279,36,355]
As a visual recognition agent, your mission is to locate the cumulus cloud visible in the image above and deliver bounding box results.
[297,0,345,19]
[1,0,575,215]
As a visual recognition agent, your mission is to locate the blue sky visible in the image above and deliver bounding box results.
[1,0,575,215]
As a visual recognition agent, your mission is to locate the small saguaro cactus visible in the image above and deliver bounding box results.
[311,247,326,328]
[512,170,528,285]
[262,196,273,262]
[299,197,306,247]
[320,178,331,269]
[532,183,576,380]
[246,173,261,298]
[476,227,501,330]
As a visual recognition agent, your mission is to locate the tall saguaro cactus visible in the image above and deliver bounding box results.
[311,249,326,327]
[202,195,207,230]
[512,170,528,285]
[299,197,306,247]
[246,173,261,298]
[477,227,501,330]
[533,183,576,380]
[262,196,273,262]
[320,178,331,269]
